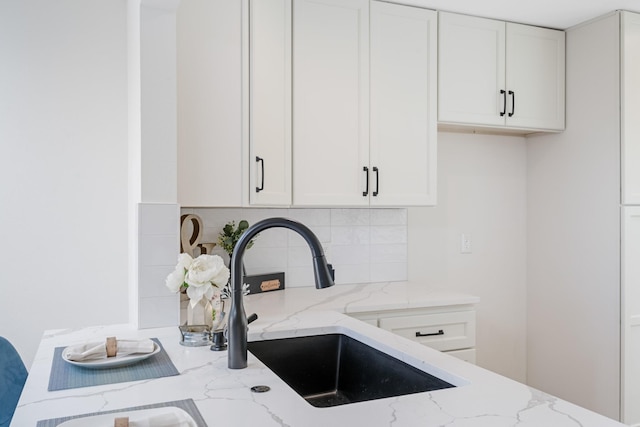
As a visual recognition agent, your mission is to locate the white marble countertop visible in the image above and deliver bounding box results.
[12,282,624,426]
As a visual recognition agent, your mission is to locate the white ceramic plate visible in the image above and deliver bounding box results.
[62,342,161,369]
[56,407,197,427]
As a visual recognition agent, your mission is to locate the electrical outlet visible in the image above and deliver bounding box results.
[460,233,472,254]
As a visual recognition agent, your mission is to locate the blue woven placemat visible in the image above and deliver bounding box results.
[47,338,179,391]
[36,398,207,427]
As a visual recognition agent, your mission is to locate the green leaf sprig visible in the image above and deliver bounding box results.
[218,220,257,255]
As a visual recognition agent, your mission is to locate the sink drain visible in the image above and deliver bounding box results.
[251,385,271,393]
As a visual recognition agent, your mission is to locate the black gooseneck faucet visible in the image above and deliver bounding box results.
[227,217,335,369]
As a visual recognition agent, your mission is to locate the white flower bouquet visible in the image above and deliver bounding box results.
[165,253,230,307]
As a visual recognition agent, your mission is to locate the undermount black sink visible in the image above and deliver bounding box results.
[247,333,455,407]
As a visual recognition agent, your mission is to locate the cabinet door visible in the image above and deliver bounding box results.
[622,206,640,425]
[292,0,369,206]
[369,2,437,206]
[622,12,640,205]
[177,0,244,207]
[505,23,565,130]
[249,0,292,206]
[438,12,505,127]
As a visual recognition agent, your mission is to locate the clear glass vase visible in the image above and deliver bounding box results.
[187,298,213,328]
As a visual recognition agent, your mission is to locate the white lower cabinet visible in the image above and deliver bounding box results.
[350,306,476,363]
[623,206,640,424]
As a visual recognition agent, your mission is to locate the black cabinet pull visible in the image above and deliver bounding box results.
[362,166,369,196]
[415,329,444,338]
[508,90,515,117]
[372,166,379,196]
[500,89,506,117]
[256,156,264,193]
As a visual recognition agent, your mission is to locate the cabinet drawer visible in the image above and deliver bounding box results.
[378,311,475,352]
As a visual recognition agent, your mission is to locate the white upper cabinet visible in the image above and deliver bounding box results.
[249,0,292,206]
[505,23,565,130]
[622,12,640,205]
[293,0,437,207]
[438,12,565,132]
[177,0,245,207]
[292,0,370,206]
[369,1,437,206]
[438,13,505,127]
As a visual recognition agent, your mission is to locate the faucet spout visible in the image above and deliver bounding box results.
[227,217,334,369]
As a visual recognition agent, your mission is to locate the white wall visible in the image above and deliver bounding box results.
[0,0,130,367]
[408,131,528,382]
[526,14,621,420]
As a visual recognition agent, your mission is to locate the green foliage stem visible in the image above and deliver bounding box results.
[218,220,256,255]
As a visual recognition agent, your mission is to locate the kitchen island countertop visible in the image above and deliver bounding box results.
[12,282,624,426]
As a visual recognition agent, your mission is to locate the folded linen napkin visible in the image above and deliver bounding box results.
[63,338,156,362]
[125,411,193,427]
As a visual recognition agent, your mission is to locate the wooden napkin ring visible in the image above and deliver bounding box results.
[114,416,129,427]
[106,337,118,358]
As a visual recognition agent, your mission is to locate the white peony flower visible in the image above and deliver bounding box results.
[185,255,219,286]
[176,253,193,270]
[186,282,212,307]
[209,257,230,286]
[165,267,186,293]
[166,253,230,307]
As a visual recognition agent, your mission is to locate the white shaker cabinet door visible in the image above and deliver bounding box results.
[438,12,505,127]
[622,12,640,205]
[292,0,369,206]
[505,23,565,131]
[249,0,292,206]
[622,206,640,425]
[177,0,244,207]
[369,1,437,206]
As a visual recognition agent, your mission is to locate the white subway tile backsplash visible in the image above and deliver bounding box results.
[185,207,407,287]
[139,234,180,266]
[139,265,175,298]
[243,246,288,274]
[288,245,314,267]
[331,225,370,245]
[286,266,315,287]
[287,208,331,225]
[288,225,331,246]
[331,244,370,265]
[370,208,408,226]
[247,228,287,249]
[137,203,180,328]
[331,208,370,226]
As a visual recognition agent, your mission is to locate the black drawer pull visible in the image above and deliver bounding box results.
[500,89,506,116]
[415,329,444,338]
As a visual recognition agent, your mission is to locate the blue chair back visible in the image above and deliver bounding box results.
[0,337,27,427]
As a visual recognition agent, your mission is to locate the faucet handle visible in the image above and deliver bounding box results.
[327,263,335,281]
[210,330,227,351]
[247,313,258,324]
